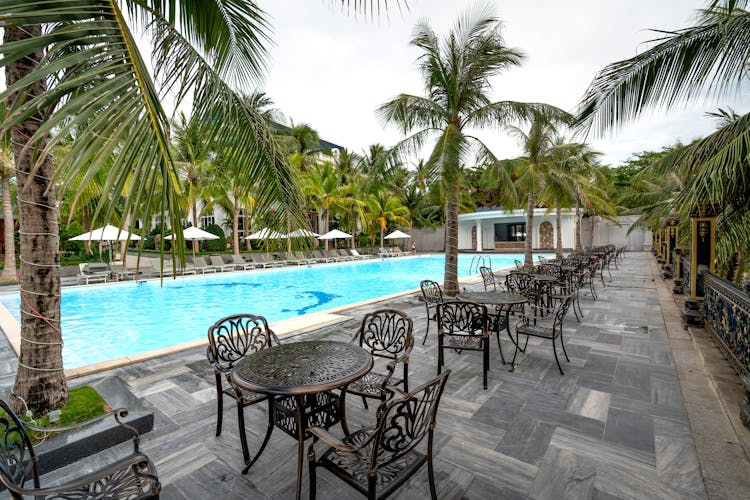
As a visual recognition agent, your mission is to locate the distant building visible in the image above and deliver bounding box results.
[458,208,577,252]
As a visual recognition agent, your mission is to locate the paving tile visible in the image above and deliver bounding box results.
[530,446,597,500]
[495,416,555,465]
[566,387,611,422]
[603,407,655,455]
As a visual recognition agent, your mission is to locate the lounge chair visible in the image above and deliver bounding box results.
[349,248,371,260]
[111,255,158,280]
[249,253,284,268]
[77,262,110,284]
[210,255,236,272]
[194,256,220,273]
[312,250,335,263]
[336,249,356,261]
[270,253,290,266]
[231,254,256,270]
[282,252,306,265]
[293,251,316,265]
[323,250,347,262]
[378,247,394,258]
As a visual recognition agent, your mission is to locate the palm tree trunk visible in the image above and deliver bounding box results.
[0,172,16,281]
[524,192,535,267]
[444,184,459,296]
[380,226,384,248]
[555,206,563,259]
[6,24,68,414]
[191,203,199,254]
[232,206,240,255]
[82,206,91,254]
[574,196,582,251]
[244,211,252,250]
[322,210,329,251]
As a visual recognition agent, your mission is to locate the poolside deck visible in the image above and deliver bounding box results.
[1,252,749,498]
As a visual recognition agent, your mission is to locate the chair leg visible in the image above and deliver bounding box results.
[242,401,275,473]
[307,450,317,500]
[427,435,437,500]
[237,402,250,464]
[552,336,564,375]
[422,315,430,345]
[214,375,223,437]
[511,334,522,372]
[560,332,570,362]
[483,344,489,389]
[361,395,369,410]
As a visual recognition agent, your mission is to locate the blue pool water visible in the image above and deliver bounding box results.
[0,253,541,369]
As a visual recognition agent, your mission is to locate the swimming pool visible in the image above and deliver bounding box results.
[0,253,542,369]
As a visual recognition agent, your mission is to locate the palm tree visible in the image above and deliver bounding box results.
[301,163,349,250]
[0,2,304,414]
[0,135,16,283]
[506,114,573,266]
[366,192,410,248]
[378,5,568,295]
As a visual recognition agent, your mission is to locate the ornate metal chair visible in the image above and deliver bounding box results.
[206,313,280,468]
[479,266,503,292]
[437,301,490,389]
[420,279,448,345]
[346,309,414,414]
[307,371,450,500]
[513,293,576,374]
[0,399,160,499]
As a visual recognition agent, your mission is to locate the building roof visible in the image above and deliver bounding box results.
[270,122,344,151]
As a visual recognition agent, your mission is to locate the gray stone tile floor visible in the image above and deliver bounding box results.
[0,253,732,498]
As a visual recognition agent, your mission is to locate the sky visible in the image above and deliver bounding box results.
[254,0,749,167]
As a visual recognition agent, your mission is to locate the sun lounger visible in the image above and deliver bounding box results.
[77,263,110,284]
[270,253,290,266]
[210,255,236,272]
[349,249,373,260]
[231,254,256,270]
[323,250,347,262]
[282,252,306,265]
[312,250,335,263]
[194,256,220,273]
[293,252,317,265]
[249,253,284,268]
[336,249,356,261]
[378,247,395,258]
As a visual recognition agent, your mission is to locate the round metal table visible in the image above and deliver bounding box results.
[232,341,373,500]
[458,291,527,370]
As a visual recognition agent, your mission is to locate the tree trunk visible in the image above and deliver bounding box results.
[191,203,199,254]
[322,209,329,251]
[380,226,384,248]
[555,206,563,259]
[232,205,240,255]
[82,206,91,254]
[443,184,459,296]
[244,211,252,250]
[524,192,535,267]
[0,172,16,281]
[6,25,68,414]
[574,197,582,251]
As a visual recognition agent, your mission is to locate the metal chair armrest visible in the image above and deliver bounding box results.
[307,427,357,452]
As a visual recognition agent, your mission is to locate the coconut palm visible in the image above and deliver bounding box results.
[366,192,410,248]
[577,1,750,226]
[0,118,15,282]
[0,1,304,413]
[506,113,574,266]
[378,5,568,295]
[301,162,349,250]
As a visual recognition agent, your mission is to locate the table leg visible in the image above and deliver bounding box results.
[338,388,352,436]
[294,395,305,500]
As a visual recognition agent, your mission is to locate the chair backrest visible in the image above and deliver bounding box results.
[85,262,110,275]
[231,254,245,265]
[550,293,576,329]
[437,301,487,336]
[420,280,443,305]
[479,266,496,291]
[210,255,227,267]
[194,256,210,268]
[207,314,278,371]
[506,272,532,293]
[371,371,450,469]
[0,399,39,492]
[355,309,414,361]
[350,249,361,257]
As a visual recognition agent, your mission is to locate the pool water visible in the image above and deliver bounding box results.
[0,253,542,369]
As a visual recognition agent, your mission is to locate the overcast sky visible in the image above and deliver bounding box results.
[254,0,748,167]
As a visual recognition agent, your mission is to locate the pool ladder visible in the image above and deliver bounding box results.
[468,255,492,275]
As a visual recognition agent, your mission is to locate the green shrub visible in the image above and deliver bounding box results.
[201,224,226,252]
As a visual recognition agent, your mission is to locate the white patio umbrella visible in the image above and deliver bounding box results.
[384,229,412,254]
[318,229,353,250]
[284,228,319,252]
[245,228,285,255]
[384,230,411,240]
[165,226,219,260]
[70,224,141,262]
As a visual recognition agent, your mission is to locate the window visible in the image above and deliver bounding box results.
[507,223,526,242]
[200,216,215,228]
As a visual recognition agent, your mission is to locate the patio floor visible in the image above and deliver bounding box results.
[2,251,750,499]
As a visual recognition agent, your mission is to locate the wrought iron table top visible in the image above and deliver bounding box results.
[529,274,558,282]
[458,291,527,306]
[231,340,373,396]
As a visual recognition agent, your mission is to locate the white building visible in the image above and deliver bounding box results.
[458,208,577,252]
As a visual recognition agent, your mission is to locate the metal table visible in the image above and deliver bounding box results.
[458,291,527,369]
[232,340,373,500]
